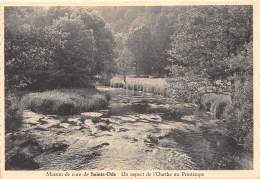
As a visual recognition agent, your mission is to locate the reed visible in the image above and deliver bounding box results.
[110,76,170,96]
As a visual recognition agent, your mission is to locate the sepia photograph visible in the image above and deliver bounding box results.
[4,5,253,171]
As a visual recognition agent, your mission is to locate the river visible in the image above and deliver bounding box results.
[5,87,252,170]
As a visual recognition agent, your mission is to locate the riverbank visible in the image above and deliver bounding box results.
[5,88,109,132]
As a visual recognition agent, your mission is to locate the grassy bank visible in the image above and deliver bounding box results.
[110,76,169,96]
[21,88,109,115]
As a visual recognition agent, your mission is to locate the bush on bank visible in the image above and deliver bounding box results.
[5,93,23,132]
[21,88,110,115]
[225,76,253,150]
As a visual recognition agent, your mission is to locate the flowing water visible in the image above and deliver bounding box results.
[5,87,252,170]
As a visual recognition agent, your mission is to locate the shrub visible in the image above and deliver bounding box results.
[5,93,23,132]
[225,76,253,150]
[167,76,209,103]
[21,88,109,115]
[224,42,253,150]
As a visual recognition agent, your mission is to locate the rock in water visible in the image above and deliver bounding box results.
[96,122,113,131]
[81,112,103,118]
[59,123,71,129]
[23,111,44,125]
[67,117,82,125]
[81,112,103,123]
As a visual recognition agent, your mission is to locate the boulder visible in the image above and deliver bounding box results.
[199,93,232,119]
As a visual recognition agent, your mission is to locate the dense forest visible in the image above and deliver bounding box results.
[5,6,253,87]
[95,6,252,79]
[5,6,253,170]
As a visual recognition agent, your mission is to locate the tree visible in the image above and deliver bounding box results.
[168,6,252,80]
[5,7,116,90]
[5,7,54,89]
[47,14,97,88]
[116,48,135,76]
[127,26,153,75]
[150,14,172,77]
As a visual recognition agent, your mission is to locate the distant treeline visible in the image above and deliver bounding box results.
[95,6,252,80]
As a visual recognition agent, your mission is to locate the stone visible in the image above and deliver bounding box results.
[40,118,61,128]
[23,111,44,125]
[145,134,159,144]
[84,120,98,134]
[59,123,71,129]
[91,117,101,123]
[119,116,138,123]
[139,114,162,122]
[100,118,111,124]
[67,117,82,125]
[81,112,103,118]
[96,122,113,131]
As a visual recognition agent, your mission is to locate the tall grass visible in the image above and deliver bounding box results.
[21,88,109,115]
[110,76,169,96]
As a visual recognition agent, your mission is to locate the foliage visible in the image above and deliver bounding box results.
[127,26,154,75]
[115,48,135,75]
[225,77,253,149]
[21,88,109,115]
[168,6,252,80]
[164,6,253,148]
[167,76,210,103]
[97,7,174,77]
[5,7,115,90]
[225,42,253,149]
